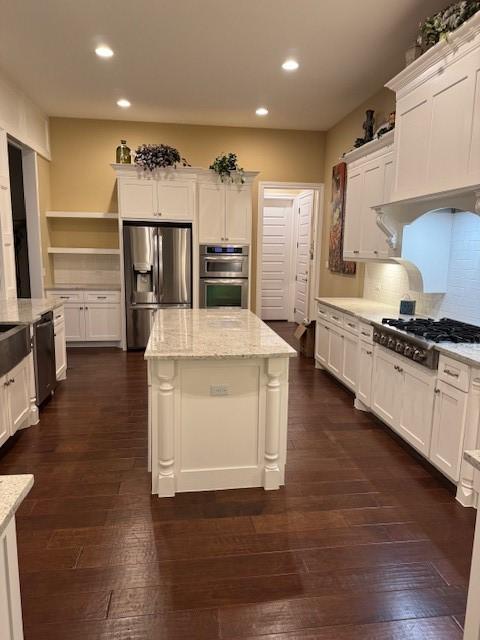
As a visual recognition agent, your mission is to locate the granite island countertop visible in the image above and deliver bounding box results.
[46,284,121,291]
[0,297,63,324]
[0,475,33,536]
[145,309,297,360]
[315,297,480,368]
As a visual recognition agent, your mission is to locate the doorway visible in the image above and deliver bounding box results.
[257,182,323,324]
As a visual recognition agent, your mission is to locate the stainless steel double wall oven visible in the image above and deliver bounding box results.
[199,244,249,309]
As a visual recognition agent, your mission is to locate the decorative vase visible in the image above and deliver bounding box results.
[116,140,131,164]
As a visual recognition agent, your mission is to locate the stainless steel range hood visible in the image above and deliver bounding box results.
[371,186,480,294]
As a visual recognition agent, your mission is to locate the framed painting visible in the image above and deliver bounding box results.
[328,162,356,275]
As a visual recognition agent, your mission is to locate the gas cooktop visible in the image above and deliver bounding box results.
[381,317,480,344]
[373,317,480,369]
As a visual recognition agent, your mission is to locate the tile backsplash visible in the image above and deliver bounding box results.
[364,212,480,324]
[53,254,120,286]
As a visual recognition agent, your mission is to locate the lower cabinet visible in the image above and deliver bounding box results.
[0,518,24,640]
[315,319,358,392]
[431,380,468,481]
[0,356,31,447]
[357,341,373,407]
[47,290,122,343]
[53,308,67,380]
[372,347,436,456]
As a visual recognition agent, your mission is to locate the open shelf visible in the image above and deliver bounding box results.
[46,211,118,219]
[47,247,120,255]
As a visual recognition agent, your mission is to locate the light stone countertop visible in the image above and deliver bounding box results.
[46,284,121,291]
[0,297,63,324]
[0,475,33,536]
[464,450,480,471]
[315,297,480,368]
[145,309,297,360]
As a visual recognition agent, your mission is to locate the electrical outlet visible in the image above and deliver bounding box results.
[210,384,229,397]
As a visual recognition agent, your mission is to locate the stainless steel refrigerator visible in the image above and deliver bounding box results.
[123,222,192,349]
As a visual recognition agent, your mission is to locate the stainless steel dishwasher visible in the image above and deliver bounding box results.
[33,311,57,406]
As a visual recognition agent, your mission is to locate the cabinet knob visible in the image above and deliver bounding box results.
[353,250,360,254]
[158,212,162,217]
[79,306,83,310]
[435,388,440,394]
[366,350,372,355]
[225,237,229,241]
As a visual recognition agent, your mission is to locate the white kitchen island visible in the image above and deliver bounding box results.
[145,309,296,496]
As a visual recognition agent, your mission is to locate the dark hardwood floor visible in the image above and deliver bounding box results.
[0,321,475,639]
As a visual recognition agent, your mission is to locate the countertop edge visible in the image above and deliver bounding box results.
[0,474,34,537]
[314,297,480,369]
[145,351,297,361]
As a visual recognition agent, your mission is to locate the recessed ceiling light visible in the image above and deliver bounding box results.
[282,59,299,71]
[117,98,131,108]
[256,107,269,116]
[95,45,114,58]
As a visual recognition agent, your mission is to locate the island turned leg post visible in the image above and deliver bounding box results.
[264,358,284,490]
[150,361,176,497]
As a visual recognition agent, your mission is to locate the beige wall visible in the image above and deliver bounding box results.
[319,87,396,297]
[48,118,326,300]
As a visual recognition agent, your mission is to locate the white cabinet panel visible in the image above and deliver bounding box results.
[199,183,225,243]
[360,160,387,257]
[357,342,373,408]
[394,97,430,198]
[0,183,16,299]
[397,363,435,456]
[372,348,398,427]
[469,68,480,177]
[342,330,357,390]
[0,378,9,447]
[7,359,30,434]
[428,72,471,191]
[225,187,251,243]
[156,180,194,221]
[431,380,468,481]
[54,322,67,380]
[85,304,121,341]
[119,179,157,218]
[343,169,362,259]
[0,518,24,640]
[64,304,85,341]
[327,326,343,378]
[315,322,329,367]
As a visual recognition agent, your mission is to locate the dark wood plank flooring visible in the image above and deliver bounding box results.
[0,321,475,639]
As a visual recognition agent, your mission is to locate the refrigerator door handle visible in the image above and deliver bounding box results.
[157,230,164,302]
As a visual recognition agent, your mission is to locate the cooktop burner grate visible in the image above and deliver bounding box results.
[381,317,480,343]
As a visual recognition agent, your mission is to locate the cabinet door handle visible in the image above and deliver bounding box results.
[366,350,372,355]
[443,368,459,378]
[361,331,370,337]
[54,333,57,337]
[347,322,355,328]
[332,315,340,321]
[4,380,10,387]
[353,250,360,254]
[85,306,89,310]
[373,250,379,255]
[97,296,107,299]
[434,388,440,394]
[55,314,62,319]
[59,296,69,299]
[9,378,14,384]
[225,237,229,241]
[79,306,83,310]
[158,212,162,217]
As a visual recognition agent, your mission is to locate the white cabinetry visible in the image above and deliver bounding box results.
[53,307,67,380]
[0,518,24,640]
[431,380,468,481]
[46,290,121,343]
[117,168,195,221]
[386,13,480,201]
[314,303,358,392]
[0,130,16,299]
[372,346,435,456]
[357,336,374,409]
[343,131,394,261]
[199,181,252,244]
[0,356,31,448]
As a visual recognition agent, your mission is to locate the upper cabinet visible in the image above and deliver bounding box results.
[199,182,252,244]
[116,166,196,221]
[386,12,480,202]
[343,131,394,260]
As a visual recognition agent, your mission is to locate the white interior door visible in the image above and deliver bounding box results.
[261,199,293,321]
[294,192,313,324]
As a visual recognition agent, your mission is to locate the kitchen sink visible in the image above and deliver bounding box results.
[0,323,31,378]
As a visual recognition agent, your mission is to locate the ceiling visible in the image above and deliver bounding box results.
[0,0,447,131]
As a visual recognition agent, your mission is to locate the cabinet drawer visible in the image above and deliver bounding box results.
[316,303,329,321]
[53,307,64,325]
[85,291,120,303]
[327,309,344,328]
[358,322,373,343]
[437,355,470,392]
[48,290,83,302]
[343,316,359,335]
